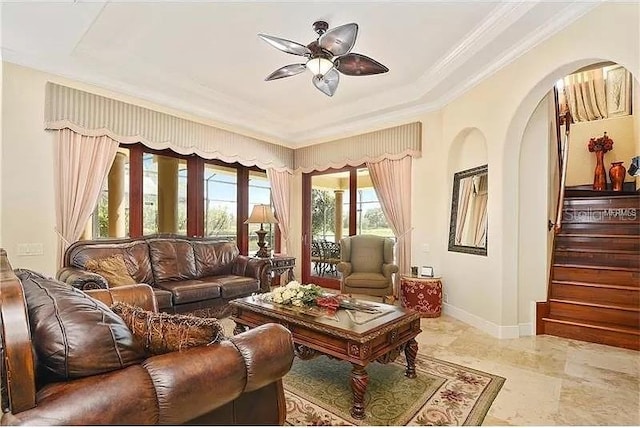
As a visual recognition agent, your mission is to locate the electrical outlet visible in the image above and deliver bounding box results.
[443,292,449,303]
[422,243,430,252]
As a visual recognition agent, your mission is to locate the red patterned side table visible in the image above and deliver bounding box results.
[400,275,443,317]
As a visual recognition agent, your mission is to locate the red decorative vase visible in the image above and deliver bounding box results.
[593,150,607,191]
[609,162,627,191]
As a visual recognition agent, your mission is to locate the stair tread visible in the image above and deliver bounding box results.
[542,316,640,335]
[552,279,640,291]
[555,247,639,255]
[554,263,640,272]
[557,233,640,239]
[549,298,639,312]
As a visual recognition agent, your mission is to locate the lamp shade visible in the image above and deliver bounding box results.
[306,57,333,77]
[244,204,278,224]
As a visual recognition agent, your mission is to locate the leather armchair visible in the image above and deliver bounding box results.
[336,234,398,299]
[0,249,294,426]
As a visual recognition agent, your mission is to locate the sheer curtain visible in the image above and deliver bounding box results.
[455,179,474,245]
[472,175,488,247]
[267,169,292,255]
[367,156,412,297]
[54,129,119,267]
[563,69,608,122]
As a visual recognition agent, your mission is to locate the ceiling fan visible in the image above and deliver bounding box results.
[258,21,389,97]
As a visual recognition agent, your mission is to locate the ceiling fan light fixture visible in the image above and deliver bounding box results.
[306,57,334,77]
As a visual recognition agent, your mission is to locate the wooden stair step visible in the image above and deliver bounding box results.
[554,249,639,269]
[551,280,640,306]
[552,265,639,288]
[560,223,640,235]
[541,316,640,350]
[555,234,640,251]
[549,300,639,327]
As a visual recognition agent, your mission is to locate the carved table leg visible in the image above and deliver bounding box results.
[350,364,369,420]
[404,338,418,378]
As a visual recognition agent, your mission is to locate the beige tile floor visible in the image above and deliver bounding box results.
[417,314,640,426]
[225,293,639,426]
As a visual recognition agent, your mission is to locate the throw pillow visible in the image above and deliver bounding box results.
[84,254,136,287]
[16,269,146,383]
[111,302,225,355]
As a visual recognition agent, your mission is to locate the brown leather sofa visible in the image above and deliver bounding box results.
[0,249,294,425]
[56,235,271,317]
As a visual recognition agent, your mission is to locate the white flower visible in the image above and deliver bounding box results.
[273,295,284,304]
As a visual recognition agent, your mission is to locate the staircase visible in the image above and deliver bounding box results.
[538,192,640,350]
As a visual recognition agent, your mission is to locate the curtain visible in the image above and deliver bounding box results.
[455,178,474,245]
[267,169,292,255]
[472,175,488,247]
[367,156,412,298]
[563,69,608,122]
[54,129,119,268]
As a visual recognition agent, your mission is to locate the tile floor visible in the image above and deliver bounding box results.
[417,315,640,426]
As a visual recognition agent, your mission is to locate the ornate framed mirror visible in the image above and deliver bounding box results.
[448,164,488,256]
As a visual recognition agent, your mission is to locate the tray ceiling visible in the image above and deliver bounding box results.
[1,1,598,147]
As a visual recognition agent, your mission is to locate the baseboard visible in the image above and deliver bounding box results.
[442,303,520,339]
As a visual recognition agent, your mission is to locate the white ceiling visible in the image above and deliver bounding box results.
[1,1,599,147]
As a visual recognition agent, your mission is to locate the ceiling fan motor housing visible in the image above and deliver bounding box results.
[312,21,329,35]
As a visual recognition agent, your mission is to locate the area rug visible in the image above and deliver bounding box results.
[283,353,505,426]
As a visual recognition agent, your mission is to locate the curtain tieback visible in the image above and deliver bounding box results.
[54,228,71,246]
[395,227,414,242]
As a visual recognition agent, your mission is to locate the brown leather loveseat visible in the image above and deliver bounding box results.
[0,249,294,425]
[56,235,270,317]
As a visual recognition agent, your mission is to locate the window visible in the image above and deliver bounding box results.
[356,168,393,237]
[204,164,237,240]
[93,148,130,238]
[248,170,273,254]
[91,144,278,255]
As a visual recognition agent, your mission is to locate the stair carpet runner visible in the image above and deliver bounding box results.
[540,193,640,351]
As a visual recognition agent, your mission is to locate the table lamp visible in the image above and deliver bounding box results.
[244,204,278,258]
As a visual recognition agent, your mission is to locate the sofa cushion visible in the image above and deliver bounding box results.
[208,275,260,299]
[68,240,155,285]
[148,239,197,282]
[111,302,225,354]
[342,272,389,288]
[192,241,239,277]
[156,279,221,305]
[16,269,146,382]
[84,254,137,287]
[153,288,174,310]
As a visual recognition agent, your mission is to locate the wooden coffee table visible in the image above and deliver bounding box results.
[230,296,421,419]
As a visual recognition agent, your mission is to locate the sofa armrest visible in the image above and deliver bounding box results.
[231,255,271,292]
[337,261,352,277]
[56,267,108,290]
[140,323,293,425]
[85,284,158,312]
[382,263,399,280]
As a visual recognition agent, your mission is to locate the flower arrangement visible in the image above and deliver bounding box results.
[588,132,614,153]
[260,281,324,307]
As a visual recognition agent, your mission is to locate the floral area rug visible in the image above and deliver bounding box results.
[283,353,505,426]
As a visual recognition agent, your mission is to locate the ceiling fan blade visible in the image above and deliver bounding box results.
[334,53,389,76]
[258,34,312,57]
[312,69,340,97]
[265,64,307,81]
[319,23,358,56]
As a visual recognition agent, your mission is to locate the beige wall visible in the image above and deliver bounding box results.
[566,114,637,186]
[1,3,638,336]
[517,93,554,332]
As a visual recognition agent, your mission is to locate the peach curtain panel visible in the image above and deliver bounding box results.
[472,175,488,247]
[44,83,294,171]
[267,169,292,255]
[366,156,412,297]
[294,122,421,173]
[54,129,119,267]
[562,69,608,122]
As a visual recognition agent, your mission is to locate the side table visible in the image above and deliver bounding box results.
[267,254,295,286]
[400,275,443,318]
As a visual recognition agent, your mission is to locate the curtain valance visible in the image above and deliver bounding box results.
[294,122,422,173]
[44,83,294,171]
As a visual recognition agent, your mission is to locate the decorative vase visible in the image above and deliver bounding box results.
[593,150,607,191]
[609,162,627,192]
